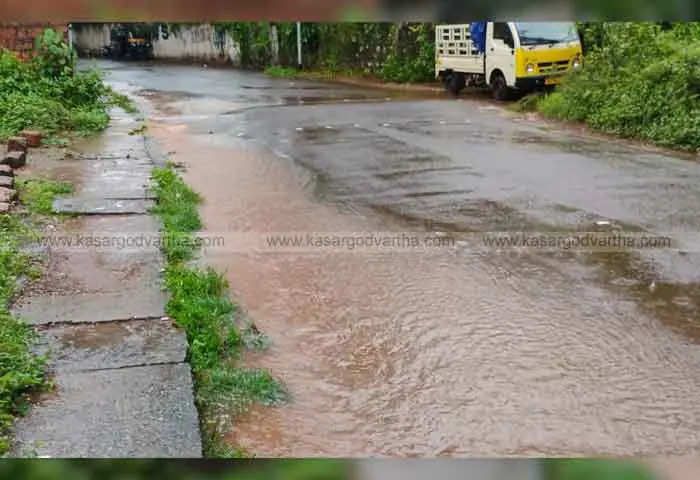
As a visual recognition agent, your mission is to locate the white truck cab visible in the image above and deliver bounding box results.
[436,22,583,100]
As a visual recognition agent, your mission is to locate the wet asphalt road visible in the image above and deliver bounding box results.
[90,60,700,456]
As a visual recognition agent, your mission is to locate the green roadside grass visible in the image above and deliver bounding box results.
[150,166,287,457]
[545,459,657,480]
[0,194,67,455]
[15,178,72,216]
[0,216,45,455]
[264,65,364,82]
[264,66,300,78]
[1,177,75,454]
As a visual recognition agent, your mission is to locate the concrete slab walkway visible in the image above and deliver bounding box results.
[10,107,202,457]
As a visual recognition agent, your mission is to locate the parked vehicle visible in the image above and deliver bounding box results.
[435,22,583,100]
[103,24,155,60]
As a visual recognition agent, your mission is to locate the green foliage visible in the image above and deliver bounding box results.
[225,22,435,83]
[108,91,138,114]
[33,28,76,79]
[509,92,544,113]
[15,178,72,216]
[204,437,252,458]
[545,459,656,480]
[164,265,240,372]
[150,167,201,262]
[0,215,47,455]
[0,29,118,141]
[151,165,286,457]
[0,216,34,310]
[216,22,271,68]
[379,24,435,83]
[264,66,299,77]
[198,366,288,411]
[538,22,700,151]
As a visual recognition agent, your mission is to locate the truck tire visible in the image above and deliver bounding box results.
[491,72,510,101]
[446,73,466,96]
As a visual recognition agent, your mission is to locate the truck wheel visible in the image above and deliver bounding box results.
[446,73,465,96]
[491,73,510,101]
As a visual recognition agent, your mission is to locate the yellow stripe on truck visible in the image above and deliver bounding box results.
[515,44,582,78]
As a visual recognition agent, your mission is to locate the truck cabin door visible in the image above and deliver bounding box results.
[485,22,516,87]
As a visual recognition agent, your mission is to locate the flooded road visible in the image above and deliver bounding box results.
[94,60,700,456]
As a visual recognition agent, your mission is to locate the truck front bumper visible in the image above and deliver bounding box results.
[515,75,562,91]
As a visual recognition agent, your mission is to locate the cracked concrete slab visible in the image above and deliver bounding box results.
[99,188,156,200]
[53,197,155,215]
[74,159,153,195]
[35,319,187,372]
[11,363,202,458]
[22,214,164,297]
[12,101,201,458]
[12,288,166,325]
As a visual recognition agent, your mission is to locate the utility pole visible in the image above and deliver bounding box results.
[68,23,73,51]
[296,22,302,69]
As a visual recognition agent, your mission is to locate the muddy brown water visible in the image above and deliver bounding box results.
[103,60,700,457]
[147,121,700,457]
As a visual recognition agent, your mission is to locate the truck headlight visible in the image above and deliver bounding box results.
[526,63,535,73]
[572,57,582,68]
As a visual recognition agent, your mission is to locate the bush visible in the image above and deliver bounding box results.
[538,22,700,151]
[0,28,118,141]
[32,28,76,79]
[379,24,435,83]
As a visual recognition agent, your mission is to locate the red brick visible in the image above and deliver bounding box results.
[20,130,43,148]
[0,23,67,59]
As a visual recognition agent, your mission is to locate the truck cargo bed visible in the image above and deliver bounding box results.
[435,24,484,77]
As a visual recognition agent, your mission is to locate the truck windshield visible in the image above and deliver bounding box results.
[514,22,579,46]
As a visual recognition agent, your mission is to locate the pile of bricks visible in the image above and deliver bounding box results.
[0,130,42,213]
[0,22,68,60]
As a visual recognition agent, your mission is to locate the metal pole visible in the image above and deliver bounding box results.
[296,22,302,69]
[68,23,73,51]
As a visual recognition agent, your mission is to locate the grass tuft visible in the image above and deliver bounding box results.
[198,366,289,413]
[108,91,139,114]
[150,167,202,262]
[509,92,545,113]
[15,178,72,216]
[264,66,299,78]
[164,264,240,372]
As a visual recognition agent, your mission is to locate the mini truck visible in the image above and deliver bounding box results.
[436,22,583,100]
